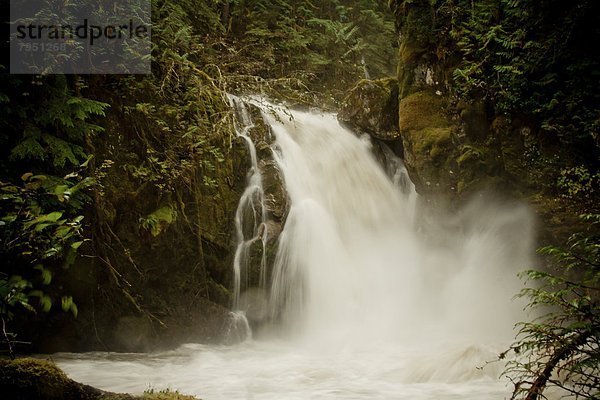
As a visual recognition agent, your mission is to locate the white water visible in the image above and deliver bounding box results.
[229,94,269,311]
[54,100,536,399]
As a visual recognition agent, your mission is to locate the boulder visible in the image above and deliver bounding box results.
[0,358,198,400]
[338,78,400,141]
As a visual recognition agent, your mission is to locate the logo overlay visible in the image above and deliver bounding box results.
[10,0,151,74]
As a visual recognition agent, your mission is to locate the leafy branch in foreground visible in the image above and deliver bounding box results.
[503,214,600,399]
[0,170,90,358]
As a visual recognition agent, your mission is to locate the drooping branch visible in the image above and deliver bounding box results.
[521,330,593,400]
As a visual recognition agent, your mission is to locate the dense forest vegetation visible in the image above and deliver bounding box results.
[0,0,399,352]
[1,1,598,399]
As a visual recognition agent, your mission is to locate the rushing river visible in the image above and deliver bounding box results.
[53,98,536,399]
[54,340,511,399]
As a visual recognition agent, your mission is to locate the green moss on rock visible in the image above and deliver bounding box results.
[0,358,200,400]
[412,127,452,162]
[398,91,458,196]
[0,358,104,400]
[399,91,449,132]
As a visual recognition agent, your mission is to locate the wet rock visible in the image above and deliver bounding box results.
[0,358,102,400]
[457,100,489,141]
[338,78,400,141]
[256,140,273,160]
[260,159,288,222]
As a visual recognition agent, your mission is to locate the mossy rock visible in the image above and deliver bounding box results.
[260,159,288,222]
[399,91,449,133]
[338,78,400,141]
[0,358,200,400]
[398,90,458,195]
[457,100,489,140]
[411,127,452,163]
[0,358,100,400]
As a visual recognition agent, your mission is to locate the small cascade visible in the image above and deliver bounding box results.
[226,94,270,340]
[223,310,252,344]
[380,143,418,221]
[361,55,371,80]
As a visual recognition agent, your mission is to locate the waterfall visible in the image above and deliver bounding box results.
[380,142,418,222]
[54,97,538,399]
[225,94,269,340]
[235,98,533,347]
[361,55,371,80]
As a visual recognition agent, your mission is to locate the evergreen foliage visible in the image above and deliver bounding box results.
[449,0,600,149]
[0,0,398,354]
[390,0,599,163]
[0,73,105,357]
[504,215,600,399]
[220,0,398,103]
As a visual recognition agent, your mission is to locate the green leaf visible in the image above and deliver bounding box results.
[61,296,72,312]
[34,264,52,285]
[61,296,78,317]
[80,154,93,168]
[34,223,53,232]
[53,184,71,202]
[24,211,64,229]
[39,294,52,312]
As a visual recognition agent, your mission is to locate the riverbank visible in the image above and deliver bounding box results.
[0,358,199,400]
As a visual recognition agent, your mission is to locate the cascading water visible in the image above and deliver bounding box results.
[380,143,418,217]
[53,98,538,400]
[224,94,268,341]
[257,101,532,347]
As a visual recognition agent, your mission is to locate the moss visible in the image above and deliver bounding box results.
[413,127,452,161]
[456,146,486,166]
[399,40,426,65]
[0,358,69,388]
[399,91,449,133]
[0,358,201,400]
[207,281,232,307]
[396,90,460,199]
[0,358,102,399]
[399,91,453,167]
[398,41,428,97]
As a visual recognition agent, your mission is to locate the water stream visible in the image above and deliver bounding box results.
[53,99,536,399]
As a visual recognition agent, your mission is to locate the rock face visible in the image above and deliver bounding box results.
[399,91,455,193]
[398,91,507,202]
[386,0,594,242]
[338,78,400,141]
